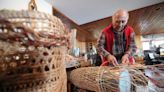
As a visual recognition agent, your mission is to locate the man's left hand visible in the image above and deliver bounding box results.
[121,54,129,65]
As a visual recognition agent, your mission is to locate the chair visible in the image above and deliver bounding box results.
[144,52,161,65]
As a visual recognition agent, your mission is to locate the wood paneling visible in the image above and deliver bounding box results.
[76,40,86,53]
[53,8,93,42]
[135,35,142,49]
[53,3,164,42]
[128,2,164,35]
[80,17,112,42]
[80,2,164,41]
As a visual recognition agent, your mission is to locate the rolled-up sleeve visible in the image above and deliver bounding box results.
[125,31,137,56]
[96,31,110,58]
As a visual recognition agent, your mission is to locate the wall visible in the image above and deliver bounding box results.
[80,3,164,49]
[135,35,142,49]
[76,40,86,53]
[0,0,52,14]
[53,8,94,42]
[141,33,164,50]
[51,2,164,52]
[81,2,164,39]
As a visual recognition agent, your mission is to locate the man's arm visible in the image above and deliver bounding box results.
[96,31,118,66]
[122,31,137,64]
[96,31,110,58]
[124,31,137,56]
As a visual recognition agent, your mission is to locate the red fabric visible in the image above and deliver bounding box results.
[101,24,134,66]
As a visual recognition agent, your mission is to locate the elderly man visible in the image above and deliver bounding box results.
[96,9,137,66]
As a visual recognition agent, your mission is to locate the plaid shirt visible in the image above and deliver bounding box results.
[96,27,137,60]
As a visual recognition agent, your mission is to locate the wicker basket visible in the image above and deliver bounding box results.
[70,66,148,92]
[0,10,69,92]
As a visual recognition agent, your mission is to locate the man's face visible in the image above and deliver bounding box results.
[112,13,128,31]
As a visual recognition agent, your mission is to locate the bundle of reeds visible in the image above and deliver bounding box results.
[70,64,149,92]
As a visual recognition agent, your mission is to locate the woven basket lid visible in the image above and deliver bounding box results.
[0,10,70,47]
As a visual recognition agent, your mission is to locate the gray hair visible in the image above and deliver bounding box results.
[112,9,129,20]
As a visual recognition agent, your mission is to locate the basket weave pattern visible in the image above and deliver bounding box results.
[0,10,68,92]
[70,66,148,92]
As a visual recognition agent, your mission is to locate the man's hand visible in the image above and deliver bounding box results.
[121,54,129,65]
[107,54,119,66]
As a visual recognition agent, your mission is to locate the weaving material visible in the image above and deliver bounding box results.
[70,66,148,92]
[0,10,68,92]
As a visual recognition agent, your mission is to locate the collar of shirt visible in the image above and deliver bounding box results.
[110,25,127,34]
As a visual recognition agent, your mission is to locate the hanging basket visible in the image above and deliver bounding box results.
[0,10,69,92]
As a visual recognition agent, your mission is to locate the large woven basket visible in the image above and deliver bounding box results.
[70,66,148,92]
[0,10,69,92]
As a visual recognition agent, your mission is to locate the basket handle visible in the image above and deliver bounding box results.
[28,0,37,11]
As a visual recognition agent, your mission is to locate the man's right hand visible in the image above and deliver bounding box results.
[106,54,119,66]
